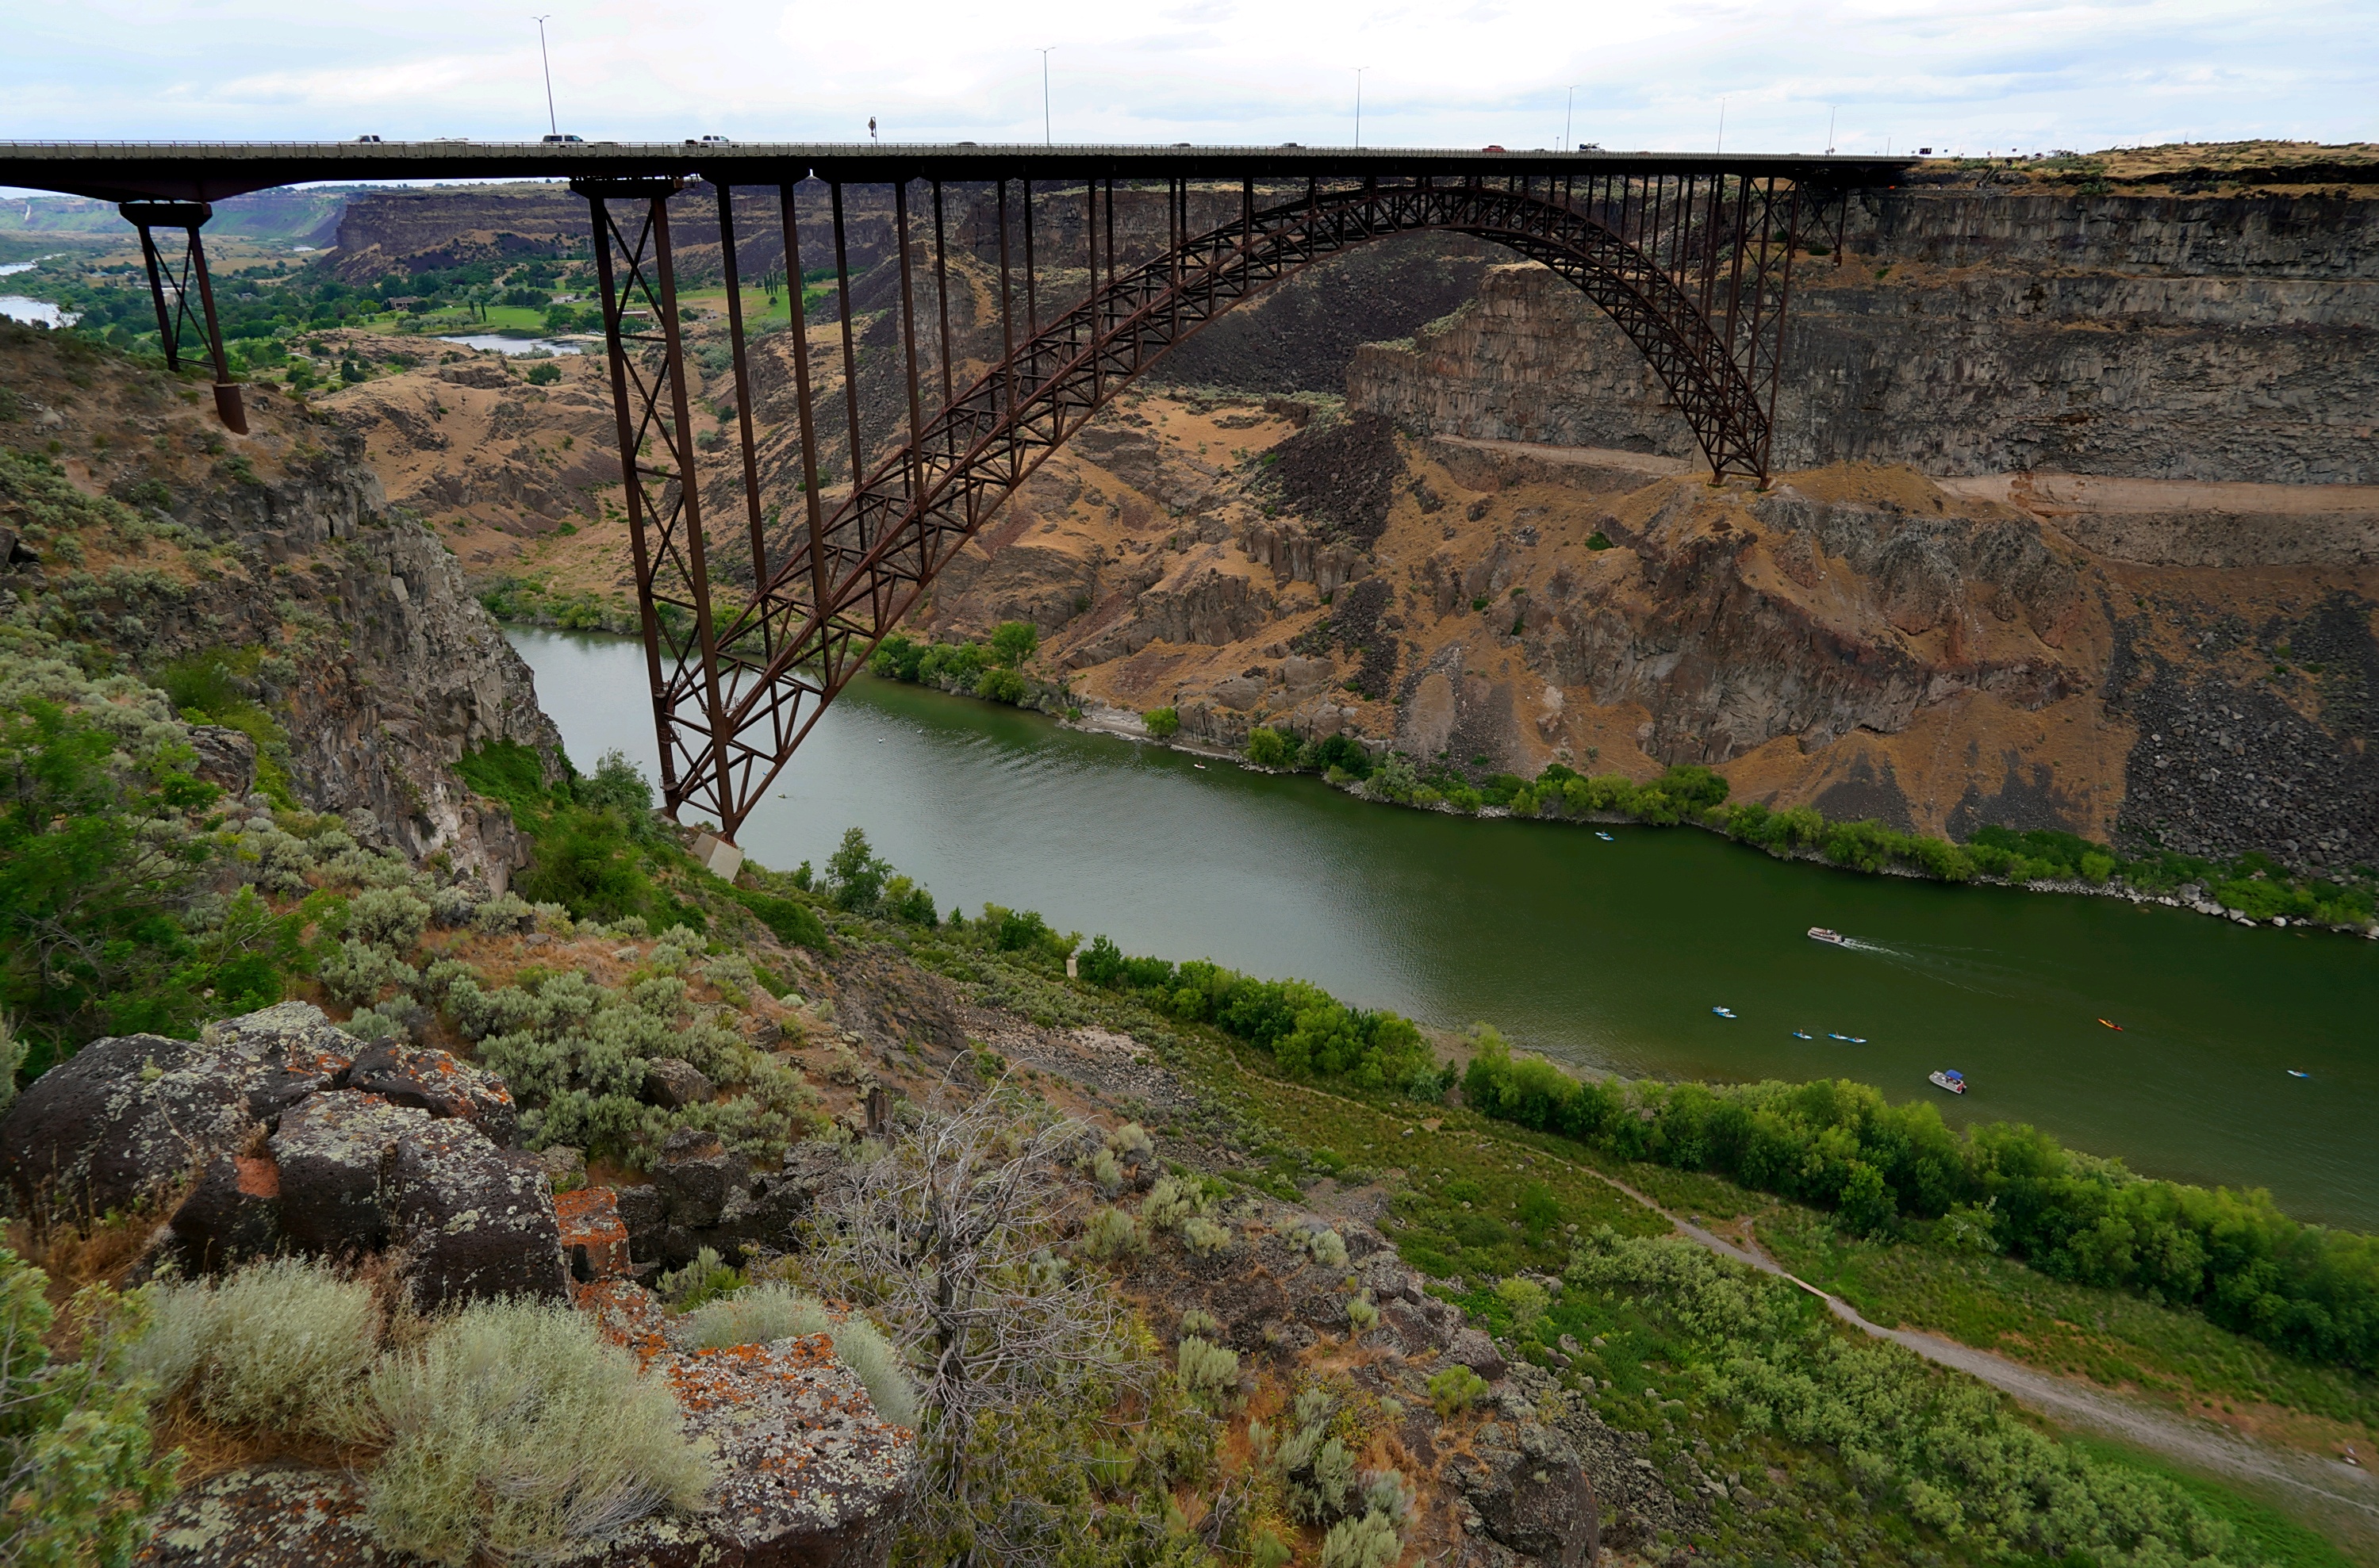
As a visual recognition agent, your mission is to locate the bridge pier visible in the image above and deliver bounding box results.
[118,200,245,434]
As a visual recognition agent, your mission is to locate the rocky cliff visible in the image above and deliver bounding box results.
[1352,178,2379,485]
[0,322,561,884]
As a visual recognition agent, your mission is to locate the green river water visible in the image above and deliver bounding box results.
[509,629,2379,1229]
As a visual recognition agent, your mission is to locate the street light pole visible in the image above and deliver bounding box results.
[1038,47,1055,146]
[1564,84,1578,150]
[1354,66,1368,148]
[532,15,557,137]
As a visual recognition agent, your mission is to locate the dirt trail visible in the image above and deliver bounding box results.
[1596,1174,2379,1560]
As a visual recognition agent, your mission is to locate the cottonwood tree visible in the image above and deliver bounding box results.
[800,1080,1154,1560]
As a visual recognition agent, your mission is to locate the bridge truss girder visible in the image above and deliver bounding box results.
[577,169,1848,849]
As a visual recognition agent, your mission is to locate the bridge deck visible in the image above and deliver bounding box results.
[0,140,1915,203]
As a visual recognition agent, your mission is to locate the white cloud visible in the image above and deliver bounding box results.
[2,0,2371,158]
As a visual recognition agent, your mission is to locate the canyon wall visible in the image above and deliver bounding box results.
[1349,179,2379,485]
[0,324,562,885]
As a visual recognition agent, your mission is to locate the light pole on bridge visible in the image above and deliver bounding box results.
[531,15,557,138]
[1038,47,1055,146]
[1354,66,1369,148]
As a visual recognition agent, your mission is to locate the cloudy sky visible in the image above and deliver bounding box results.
[6,0,2372,159]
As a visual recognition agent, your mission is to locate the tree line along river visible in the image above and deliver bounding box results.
[509,629,2379,1229]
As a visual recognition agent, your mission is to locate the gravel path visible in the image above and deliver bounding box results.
[1597,1175,2379,1558]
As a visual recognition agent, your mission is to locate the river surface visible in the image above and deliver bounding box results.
[510,628,2379,1227]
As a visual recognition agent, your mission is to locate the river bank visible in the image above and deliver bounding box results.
[508,626,2379,1229]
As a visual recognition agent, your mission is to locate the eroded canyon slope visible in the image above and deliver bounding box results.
[0,324,562,883]
[294,151,2379,876]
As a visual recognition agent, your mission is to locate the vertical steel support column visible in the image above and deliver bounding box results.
[119,200,246,433]
[996,179,1017,423]
[1759,179,1805,481]
[893,179,927,569]
[713,180,769,591]
[829,182,865,523]
[775,182,831,635]
[1023,179,1038,337]
[931,179,954,411]
[581,180,684,812]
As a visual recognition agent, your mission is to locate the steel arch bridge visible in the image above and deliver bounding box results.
[0,142,1909,862]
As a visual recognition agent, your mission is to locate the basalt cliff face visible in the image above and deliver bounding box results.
[298,161,2379,875]
[1352,178,2379,485]
[0,324,561,884]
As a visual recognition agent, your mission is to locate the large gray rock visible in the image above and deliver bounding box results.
[1449,1326,1510,1383]
[267,1092,429,1256]
[650,1126,738,1228]
[640,1056,714,1110]
[342,1039,519,1145]
[1456,1420,1598,1568]
[1,1002,351,1217]
[385,1118,566,1307]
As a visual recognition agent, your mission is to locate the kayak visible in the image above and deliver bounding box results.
[1791,1030,1813,1041]
[1929,1069,1968,1095]
[1712,1006,1737,1019]
[1827,1033,1867,1044]
[2097,1018,2123,1030]
[1594,831,1616,841]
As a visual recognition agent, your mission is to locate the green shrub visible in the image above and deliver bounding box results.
[681,1281,832,1350]
[1246,726,1296,768]
[654,1245,744,1310]
[1320,1511,1402,1568]
[1568,1228,2245,1565]
[1176,1335,1240,1400]
[1462,1039,2379,1373]
[816,1313,915,1428]
[1427,1363,1489,1416]
[1080,1206,1145,1260]
[1142,706,1180,738]
[988,620,1038,667]
[0,1249,178,1567]
[129,1257,383,1443]
[362,1298,709,1566]
[976,668,1028,704]
[728,885,831,949]
[1182,1216,1234,1256]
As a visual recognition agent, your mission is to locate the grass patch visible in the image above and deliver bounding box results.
[1762,1207,2379,1432]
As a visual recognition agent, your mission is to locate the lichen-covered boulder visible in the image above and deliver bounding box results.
[267,1091,428,1256]
[1454,1420,1598,1568]
[163,1153,286,1275]
[640,1056,715,1110]
[554,1186,634,1282]
[1448,1326,1510,1383]
[132,1463,392,1566]
[1,1002,351,1217]
[570,1282,918,1568]
[386,1117,566,1307]
[651,1126,739,1229]
[341,1039,519,1146]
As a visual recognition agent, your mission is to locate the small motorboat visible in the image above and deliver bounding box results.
[1791,1030,1813,1041]
[1712,1006,1736,1019]
[1594,831,1616,841]
[1929,1069,1967,1095]
[1808,927,1849,946]
[2097,1018,2124,1031]
[1193,763,1207,770]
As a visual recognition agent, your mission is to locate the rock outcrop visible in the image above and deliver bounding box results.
[0,1001,568,1308]
[132,1285,919,1568]
[0,324,561,884]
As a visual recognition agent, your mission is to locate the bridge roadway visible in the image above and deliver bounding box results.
[0,140,1912,203]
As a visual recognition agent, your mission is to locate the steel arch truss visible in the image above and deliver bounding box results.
[581,171,1822,845]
